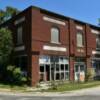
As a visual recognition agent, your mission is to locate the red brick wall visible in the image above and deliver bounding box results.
[86,25,96,57]
[31,55,39,86]
[31,8,70,85]
[0,6,98,86]
[31,8,69,56]
[86,25,97,68]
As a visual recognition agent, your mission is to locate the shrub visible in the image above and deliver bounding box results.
[85,68,95,82]
[6,65,27,85]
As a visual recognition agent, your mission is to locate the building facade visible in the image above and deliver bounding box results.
[0,6,100,86]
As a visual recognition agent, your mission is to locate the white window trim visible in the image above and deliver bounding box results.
[76,25,83,30]
[14,45,25,51]
[50,41,61,44]
[43,45,67,52]
[92,50,100,54]
[14,17,25,25]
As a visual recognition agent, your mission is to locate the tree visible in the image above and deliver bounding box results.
[0,28,13,66]
[0,10,5,24]
[0,6,20,24]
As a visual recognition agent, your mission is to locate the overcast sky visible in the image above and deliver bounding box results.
[0,0,100,26]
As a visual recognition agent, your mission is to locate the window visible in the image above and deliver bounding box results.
[15,56,27,71]
[96,35,100,49]
[51,27,60,43]
[77,32,84,47]
[39,56,69,82]
[17,26,23,44]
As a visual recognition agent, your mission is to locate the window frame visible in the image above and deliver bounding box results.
[96,34,100,49]
[76,31,84,47]
[51,27,60,44]
[16,26,23,45]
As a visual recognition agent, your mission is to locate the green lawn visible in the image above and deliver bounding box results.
[0,81,100,92]
[43,81,100,92]
[0,83,27,91]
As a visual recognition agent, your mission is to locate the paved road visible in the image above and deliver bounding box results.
[0,95,100,100]
[0,86,100,100]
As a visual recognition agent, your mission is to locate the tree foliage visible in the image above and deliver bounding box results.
[0,6,20,24]
[0,28,13,65]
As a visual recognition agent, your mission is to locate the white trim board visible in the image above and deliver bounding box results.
[14,45,25,51]
[43,45,67,52]
[43,16,66,26]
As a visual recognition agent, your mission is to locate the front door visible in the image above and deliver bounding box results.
[74,64,85,82]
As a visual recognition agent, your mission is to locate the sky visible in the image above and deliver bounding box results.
[0,0,100,26]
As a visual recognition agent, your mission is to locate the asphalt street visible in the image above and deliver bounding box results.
[0,95,100,100]
[0,86,100,100]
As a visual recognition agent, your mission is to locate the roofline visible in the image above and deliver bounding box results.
[32,5,100,29]
[0,6,32,27]
[0,5,100,29]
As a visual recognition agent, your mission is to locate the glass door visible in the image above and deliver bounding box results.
[74,64,85,82]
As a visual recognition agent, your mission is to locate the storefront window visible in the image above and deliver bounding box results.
[65,72,69,79]
[39,56,50,64]
[65,64,69,70]
[39,56,69,82]
[56,64,60,71]
[61,64,64,71]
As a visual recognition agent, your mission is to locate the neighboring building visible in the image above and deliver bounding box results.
[0,6,100,86]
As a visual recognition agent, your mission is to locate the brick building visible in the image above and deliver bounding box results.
[0,6,100,86]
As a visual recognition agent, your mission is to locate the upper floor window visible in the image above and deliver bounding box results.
[51,27,60,44]
[76,32,84,47]
[17,26,23,45]
[96,35,100,49]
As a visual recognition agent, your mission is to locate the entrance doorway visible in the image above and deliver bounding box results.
[74,63,85,82]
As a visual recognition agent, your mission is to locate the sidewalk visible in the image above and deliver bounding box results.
[0,86,100,97]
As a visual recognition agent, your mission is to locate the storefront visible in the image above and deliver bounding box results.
[92,58,100,77]
[74,57,86,82]
[39,56,69,82]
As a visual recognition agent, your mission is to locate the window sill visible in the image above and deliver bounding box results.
[50,41,61,45]
[77,46,84,48]
[16,43,23,46]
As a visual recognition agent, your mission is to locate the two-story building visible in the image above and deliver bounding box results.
[0,6,100,86]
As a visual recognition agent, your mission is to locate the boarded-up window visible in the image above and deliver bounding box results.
[77,32,84,47]
[51,27,60,43]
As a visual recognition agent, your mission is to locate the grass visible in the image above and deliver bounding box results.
[0,81,100,92]
[0,83,27,92]
[43,81,100,92]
